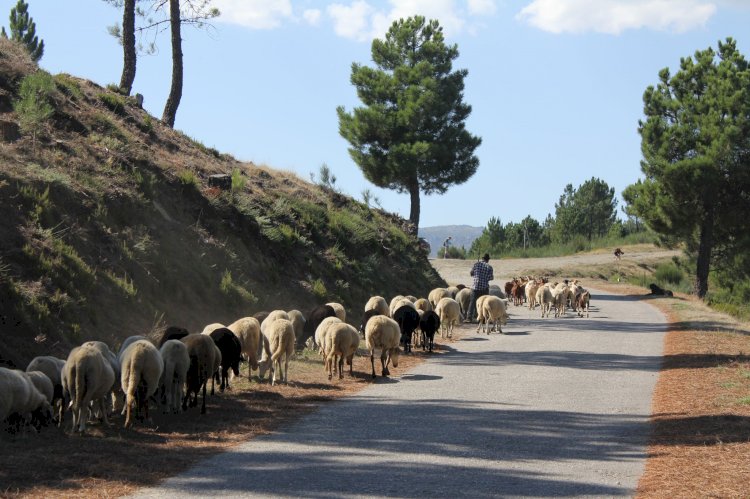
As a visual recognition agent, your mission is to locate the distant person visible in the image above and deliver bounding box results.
[443,236,452,259]
[465,253,494,323]
[614,248,624,260]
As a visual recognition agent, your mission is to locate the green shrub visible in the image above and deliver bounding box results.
[139,115,153,134]
[220,270,258,304]
[177,169,198,186]
[14,70,55,144]
[311,278,327,299]
[231,168,246,194]
[654,262,684,285]
[99,92,126,114]
[54,74,83,100]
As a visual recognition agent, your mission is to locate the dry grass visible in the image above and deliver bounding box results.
[0,338,456,498]
[595,282,750,498]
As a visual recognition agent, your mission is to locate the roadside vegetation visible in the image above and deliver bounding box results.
[0,37,442,369]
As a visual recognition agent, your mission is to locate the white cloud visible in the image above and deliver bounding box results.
[213,0,293,29]
[328,1,376,41]
[517,0,717,35]
[303,8,322,26]
[468,0,497,16]
[326,0,497,42]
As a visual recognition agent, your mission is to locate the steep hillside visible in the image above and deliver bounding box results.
[0,39,444,368]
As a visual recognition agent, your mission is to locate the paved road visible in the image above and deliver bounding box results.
[130,290,665,498]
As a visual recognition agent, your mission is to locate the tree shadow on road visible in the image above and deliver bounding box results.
[146,397,647,498]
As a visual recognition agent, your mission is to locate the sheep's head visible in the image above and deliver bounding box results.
[258,357,272,380]
[390,347,400,368]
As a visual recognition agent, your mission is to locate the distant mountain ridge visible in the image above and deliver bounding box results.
[419,225,484,258]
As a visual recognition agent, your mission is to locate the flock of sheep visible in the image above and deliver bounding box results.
[1,276,591,437]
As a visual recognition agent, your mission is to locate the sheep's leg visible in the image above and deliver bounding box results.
[100,397,110,425]
[370,351,376,378]
[381,351,390,377]
[200,380,207,415]
[338,355,344,380]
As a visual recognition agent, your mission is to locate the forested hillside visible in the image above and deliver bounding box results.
[0,38,444,368]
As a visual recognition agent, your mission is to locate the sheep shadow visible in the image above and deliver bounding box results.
[399,374,443,382]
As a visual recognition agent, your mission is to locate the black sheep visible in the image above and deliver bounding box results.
[157,326,190,348]
[393,305,420,354]
[359,308,381,336]
[301,305,337,347]
[419,310,441,353]
[208,327,242,392]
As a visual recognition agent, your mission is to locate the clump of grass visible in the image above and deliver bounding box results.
[220,270,258,304]
[90,132,125,153]
[104,270,137,297]
[137,115,154,134]
[99,92,126,114]
[54,73,83,100]
[177,169,198,186]
[310,278,327,299]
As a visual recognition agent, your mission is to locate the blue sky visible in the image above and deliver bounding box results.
[10,0,750,229]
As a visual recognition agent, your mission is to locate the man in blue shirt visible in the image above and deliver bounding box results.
[466,253,494,323]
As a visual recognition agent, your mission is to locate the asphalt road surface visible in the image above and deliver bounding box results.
[130,289,665,498]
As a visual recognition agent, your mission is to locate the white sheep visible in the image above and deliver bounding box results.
[536,283,555,318]
[26,355,65,421]
[226,316,263,378]
[455,288,472,319]
[364,295,390,317]
[25,371,54,404]
[0,367,52,433]
[315,316,343,357]
[388,295,405,317]
[82,340,121,413]
[477,295,509,334]
[62,345,115,432]
[390,297,416,318]
[260,310,290,335]
[434,297,461,338]
[200,323,225,336]
[577,290,591,318]
[259,318,295,385]
[428,288,451,309]
[118,335,149,360]
[120,339,164,428]
[552,282,571,317]
[413,298,432,313]
[364,315,401,378]
[159,339,190,414]
[324,323,360,380]
[287,310,306,344]
[325,302,346,322]
[525,279,542,310]
[445,285,460,298]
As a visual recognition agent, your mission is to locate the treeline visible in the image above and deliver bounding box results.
[439,177,648,259]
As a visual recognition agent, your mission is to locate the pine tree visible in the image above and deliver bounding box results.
[2,0,44,62]
[623,38,750,298]
[337,16,481,232]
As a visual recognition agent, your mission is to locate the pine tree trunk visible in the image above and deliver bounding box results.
[162,0,182,128]
[694,207,714,299]
[119,0,136,95]
[408,180,420,235]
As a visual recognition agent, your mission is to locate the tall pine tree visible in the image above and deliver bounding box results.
[337,16,481,232]
[1,0,44,62]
